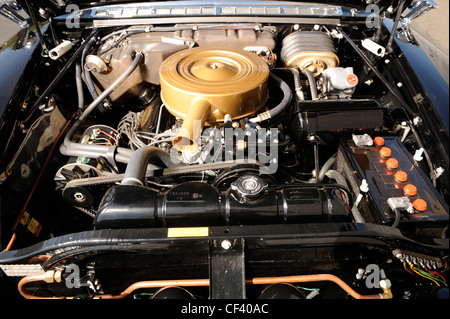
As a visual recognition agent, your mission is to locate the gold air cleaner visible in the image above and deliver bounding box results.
[159,46,269,152]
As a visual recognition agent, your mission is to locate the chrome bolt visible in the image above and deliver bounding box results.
[221,240,232,250]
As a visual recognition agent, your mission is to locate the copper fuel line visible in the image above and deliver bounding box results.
[18,271,393,300]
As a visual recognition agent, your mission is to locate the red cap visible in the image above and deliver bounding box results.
[379,147,392,158]
[386,158,399,170]
[394,171,408,183]
[374,137,385,146]
[403,184,417,197]
[347,74,359,86]
[413,199,427,212]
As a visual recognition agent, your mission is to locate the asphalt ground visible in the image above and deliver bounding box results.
[0,1,449,80]
[410,0,449,83]
[411,0,449,56]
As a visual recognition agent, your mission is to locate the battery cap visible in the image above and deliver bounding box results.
[403,184,417,197]
[379,147,392,158]
[386,158,399,170]
[374,137,385,146]
[413,199,427,212]
[394,171,408,183]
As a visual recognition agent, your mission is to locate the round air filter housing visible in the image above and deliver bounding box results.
[159,46,269,152]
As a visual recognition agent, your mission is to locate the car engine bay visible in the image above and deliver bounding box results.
[0,1,448,301]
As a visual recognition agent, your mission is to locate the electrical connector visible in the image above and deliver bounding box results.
[352,134,373,147]
[387,197,414,215]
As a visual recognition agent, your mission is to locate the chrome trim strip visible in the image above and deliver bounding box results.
[91,16,341,28]
[91,3,343,19]
[57,2,349,22]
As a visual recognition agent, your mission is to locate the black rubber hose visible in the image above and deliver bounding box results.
[317,153,337,183]
[122,146,177,186]
[80,51,143,121]
[301,69,318,100]
[391,208,401,228]
[249,72,293,123]
[62,52,144,163]
[268,72,293,118]
[62,51,179,175]
[81,34,99,100]
[274,67,305,101]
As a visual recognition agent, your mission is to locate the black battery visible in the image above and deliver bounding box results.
[338,136,448,237]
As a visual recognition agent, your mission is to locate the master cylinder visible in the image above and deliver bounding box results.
[321,67,358,98]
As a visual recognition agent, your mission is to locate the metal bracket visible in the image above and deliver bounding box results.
[0,0,28,29]
[209,238,246,299]
[397,0,438,45]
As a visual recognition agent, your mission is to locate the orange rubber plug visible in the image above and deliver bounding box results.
[386,158,399,170]
[379,147,392,158]
[374,137,385,146]
[413,199,427,212]
[394,171,408,183]
[403,184,417,197]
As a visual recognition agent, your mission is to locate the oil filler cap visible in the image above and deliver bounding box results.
[231,175,268,201]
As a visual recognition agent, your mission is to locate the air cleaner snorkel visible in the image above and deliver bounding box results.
[159,46,270,153]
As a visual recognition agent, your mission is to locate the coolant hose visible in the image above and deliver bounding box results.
[317,153,337,183]
[301,69,318,100]
[75,62,84,109]
[81,34,100,100]
[80,51,143,121]
[122,146,177,186]
[249,72,293,123]
[61,52,144,164]
[274,68,305,101]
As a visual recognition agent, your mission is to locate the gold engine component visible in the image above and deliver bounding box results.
[160,46,269,152]
[284,51,339,77]
[280,31,339,77]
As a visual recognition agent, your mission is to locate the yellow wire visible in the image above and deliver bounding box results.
[410,264,440,286]
[403,262,414,274]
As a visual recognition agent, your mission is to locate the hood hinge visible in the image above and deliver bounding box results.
[397,0,438,45]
